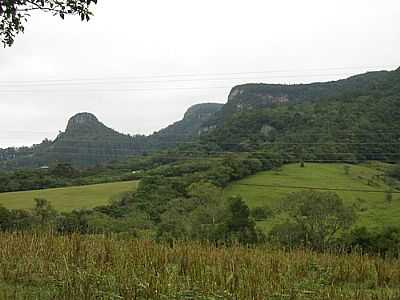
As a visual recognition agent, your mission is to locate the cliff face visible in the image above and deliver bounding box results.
[58,112,127,139]
[203,69,398,129]
[65,113,102,133]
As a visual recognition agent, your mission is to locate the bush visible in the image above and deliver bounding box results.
[250,206,272,221]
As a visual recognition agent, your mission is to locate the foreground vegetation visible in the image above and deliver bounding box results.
[0,232,399,300]
[0,181,138,212]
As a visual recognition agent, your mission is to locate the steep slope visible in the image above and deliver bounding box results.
[147,103,223,148]
[202,68,400,161]
[205,69,400,128]
[37,113,147,166]
[0,113,147,169]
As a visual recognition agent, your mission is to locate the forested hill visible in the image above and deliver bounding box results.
[0,103,223,169]
[204,68,400,128]
[147,103,223,148]
[0,113,147,169]
[40,113,148,166]
[202,67,400,162]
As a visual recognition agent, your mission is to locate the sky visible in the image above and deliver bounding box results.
[0,0,399,148]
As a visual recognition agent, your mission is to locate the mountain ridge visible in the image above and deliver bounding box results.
[203,69,398,129]
[0,103,223,168]
[2,67,400,168]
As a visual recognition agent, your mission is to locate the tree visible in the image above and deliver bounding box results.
[56,210,90,233]
[32,198,57,226]
[156,208,189,243]
[0,205,11,230]
[270,191,356,250]
[344,165,351,175]
[220,196,263,244]
[51,163,79,178]
[250,206,272,221]
[387,164,400,181]
[385,190,393,204]
[0,0,98,47]
[187,181,222,205]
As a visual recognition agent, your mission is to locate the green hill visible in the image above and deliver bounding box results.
[0,104,223,169]
[0,113,148,169]
[0,180,138,212]
[224,162,400,232]
[202,68,400,162]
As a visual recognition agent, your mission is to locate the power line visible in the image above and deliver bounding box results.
[0,86,233,94]
[1,65,396,84]
[0,72,368,88]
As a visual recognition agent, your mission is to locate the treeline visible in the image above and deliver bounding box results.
[0,152,199,193]
[0,163,136,193]
[1,191,399,258]
[1,152,399,257]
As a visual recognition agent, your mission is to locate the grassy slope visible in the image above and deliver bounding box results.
[224,162,399,231]
[0,181,138,212]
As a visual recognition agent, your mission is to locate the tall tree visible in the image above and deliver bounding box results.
[271,191,356,249]
[0,0,98,47]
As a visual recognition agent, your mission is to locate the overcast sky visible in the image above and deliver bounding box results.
[1,0,399,148]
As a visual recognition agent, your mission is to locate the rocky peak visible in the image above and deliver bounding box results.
[66,112,99,130]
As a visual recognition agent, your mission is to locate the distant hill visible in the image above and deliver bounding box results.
[2,67,400,168]
[37,112,148,166]
[0,113,147,169]
[0,103,222,169]
[202,68,400,162]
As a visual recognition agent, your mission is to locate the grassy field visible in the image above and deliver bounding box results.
[0,232,399,299]
[224,162,399,231]
[0,181,138,212]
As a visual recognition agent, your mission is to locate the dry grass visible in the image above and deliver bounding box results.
[0,232,399,299]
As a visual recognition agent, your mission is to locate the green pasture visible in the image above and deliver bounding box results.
[0,181,138,212]
[225,162,399,231]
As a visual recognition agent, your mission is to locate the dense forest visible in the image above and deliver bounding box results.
[202,68,400,162]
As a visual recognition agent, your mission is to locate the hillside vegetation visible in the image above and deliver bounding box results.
[203,68,400,162]
[225,163,399,232]
[0,181,138,212]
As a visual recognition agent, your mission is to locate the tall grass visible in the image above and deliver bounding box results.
[0,232,399,299]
